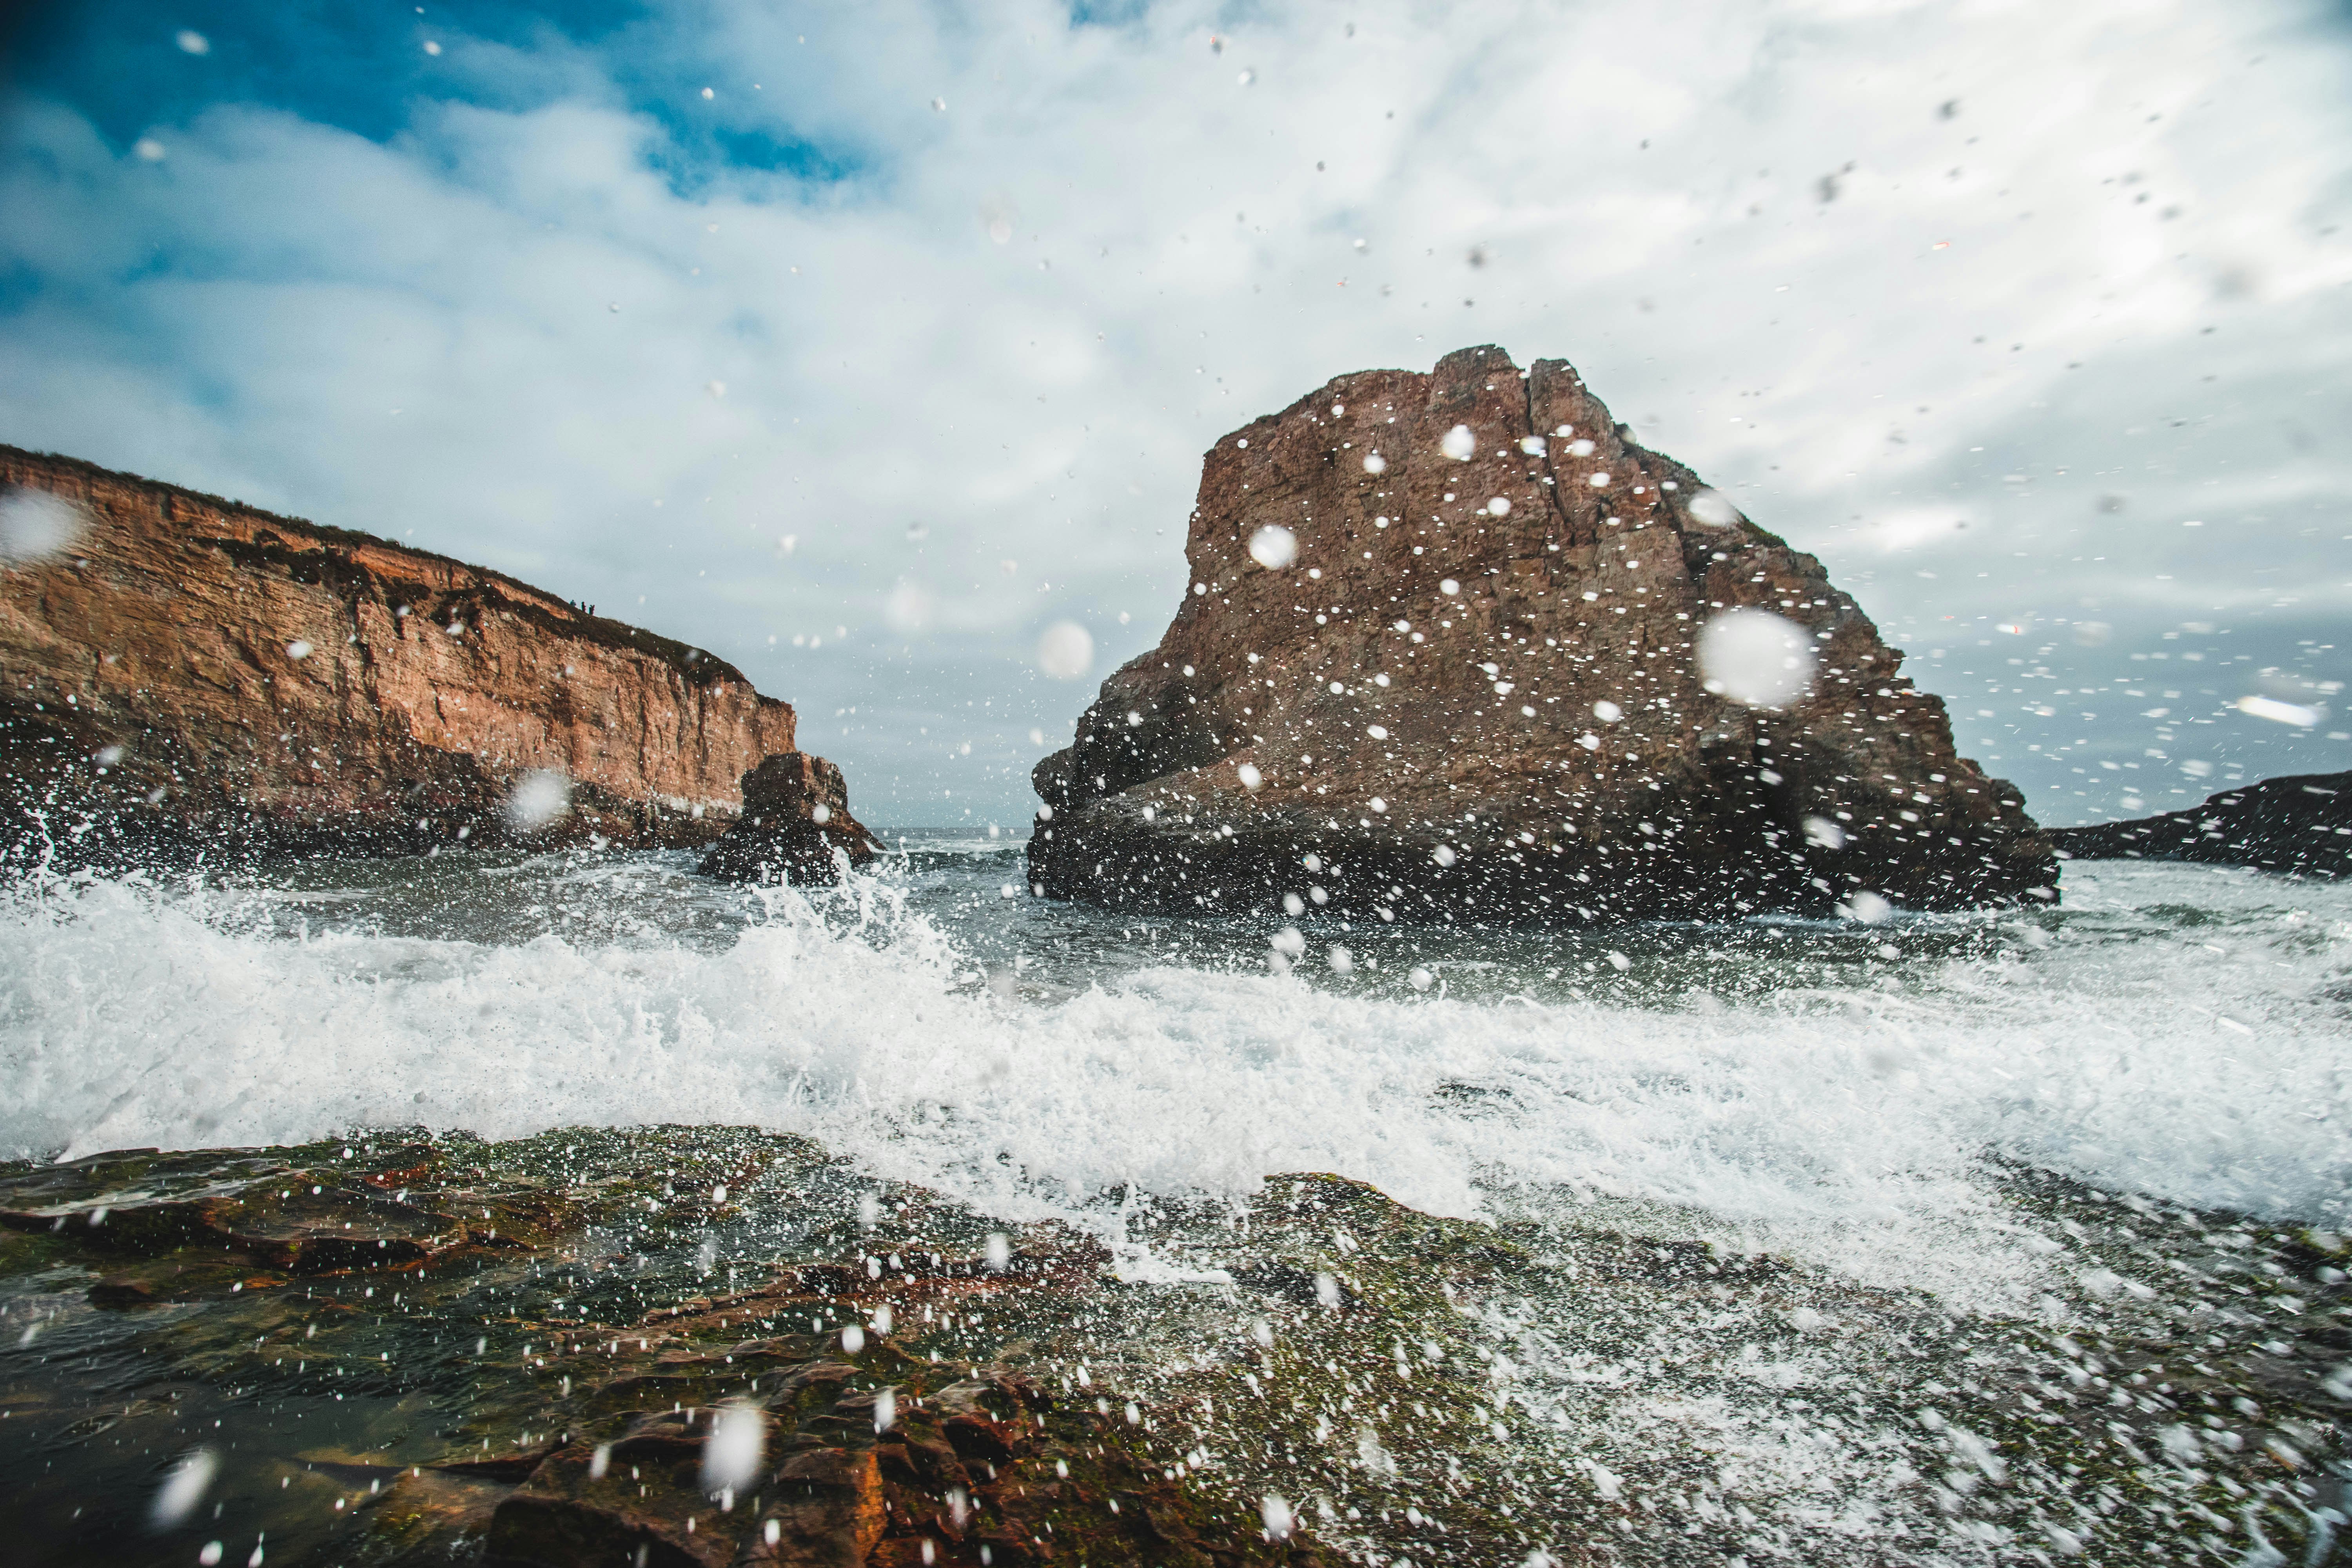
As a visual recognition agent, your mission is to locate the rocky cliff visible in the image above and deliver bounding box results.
[1028,346,2051,924]
[0,445,819,863]
[2049,771,2349,877]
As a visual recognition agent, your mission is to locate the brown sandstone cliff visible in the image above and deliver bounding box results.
[0,445,823,862]
[1028,346,2053,924]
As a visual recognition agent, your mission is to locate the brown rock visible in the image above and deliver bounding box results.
[699,751,881,885]
[0,445,852,864]
[753,1447,887,1568]
[1028,345,2052,923]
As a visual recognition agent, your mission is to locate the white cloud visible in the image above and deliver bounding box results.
[1,0,2347,822]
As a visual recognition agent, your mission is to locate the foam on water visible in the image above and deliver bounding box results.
[1,855,2345,1309]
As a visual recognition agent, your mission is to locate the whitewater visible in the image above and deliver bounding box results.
[4,840,2345,1312]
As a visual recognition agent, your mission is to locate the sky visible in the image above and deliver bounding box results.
[2,0,2348,832]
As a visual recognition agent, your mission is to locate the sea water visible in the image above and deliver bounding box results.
[4,842,2344,1282]
[2,843,2348,1563]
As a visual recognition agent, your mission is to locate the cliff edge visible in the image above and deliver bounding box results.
[0,445,832,865]
[1027,346,2051,925]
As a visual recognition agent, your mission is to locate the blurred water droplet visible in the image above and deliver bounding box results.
[504,771,571,832]
[0,490,87,562]
[1247,524,1298,570]
[151,1448,218,1528]
[1698,610,1816,708]
[1842,890,1895,925]
[1686,490,1740,527]
[701,1404,765,1492]
[1036,621,1094,680]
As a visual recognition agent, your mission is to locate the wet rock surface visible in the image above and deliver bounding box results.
[0,446,848,867]
[1028,346,2051,925]
[2051,771,2350,878]
[2,1127,2346,1566]
[700,753,883,886]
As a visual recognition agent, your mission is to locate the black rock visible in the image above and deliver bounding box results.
[697,751,881,885]
[2048,771,2350,877]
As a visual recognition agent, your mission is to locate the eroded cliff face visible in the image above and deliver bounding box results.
[1028,346,2052,924]
[0,446,808,860]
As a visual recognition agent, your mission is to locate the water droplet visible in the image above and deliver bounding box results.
[0,490,87,561]
[1036,621,1094,680]
[1248,524,1298,570]
[504,771,572,832]
[151,1448,218,1528]
[1686,489,1740,527]
[701,1404,766,1492]
[1697,609,1817,708]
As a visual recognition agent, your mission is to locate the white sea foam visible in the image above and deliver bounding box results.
[0,860,2343,1308]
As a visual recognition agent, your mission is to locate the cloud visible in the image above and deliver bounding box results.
[1,0,2347,826]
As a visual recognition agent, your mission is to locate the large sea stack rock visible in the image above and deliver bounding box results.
[2049,771,2349,877]
[698,750,882,884]
[0,445,842,864]
[1028,347,2052,924]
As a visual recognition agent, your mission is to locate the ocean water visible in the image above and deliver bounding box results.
[4,843,2345,1292]
[4,843,2348,1563]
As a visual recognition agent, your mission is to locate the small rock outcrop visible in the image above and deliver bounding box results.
[2049,771,2349,877]
[1028,346,2051,924]
[698,750,882,884]
[0,446,851,865]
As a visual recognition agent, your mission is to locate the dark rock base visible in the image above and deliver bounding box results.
[2049,771,2349,878]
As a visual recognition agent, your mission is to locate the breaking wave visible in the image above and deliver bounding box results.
[0,850,2345,1307]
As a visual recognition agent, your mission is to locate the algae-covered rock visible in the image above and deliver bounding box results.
[0,1130,2345,1567]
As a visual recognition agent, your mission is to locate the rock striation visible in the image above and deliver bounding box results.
[1029,346,2051,924]
[699,750,883,884]
[2048,771,2349,877]
[0,445,846,865]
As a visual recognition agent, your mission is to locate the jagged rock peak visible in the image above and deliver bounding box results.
[1027,345,2052,925]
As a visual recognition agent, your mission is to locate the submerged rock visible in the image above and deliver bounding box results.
[0,446,853,867]
[699,751,883,885]
[2049,770,2349,877]
[1028,346,2051,924]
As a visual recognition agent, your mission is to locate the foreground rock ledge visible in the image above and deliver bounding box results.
[1029,345,2051,923]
